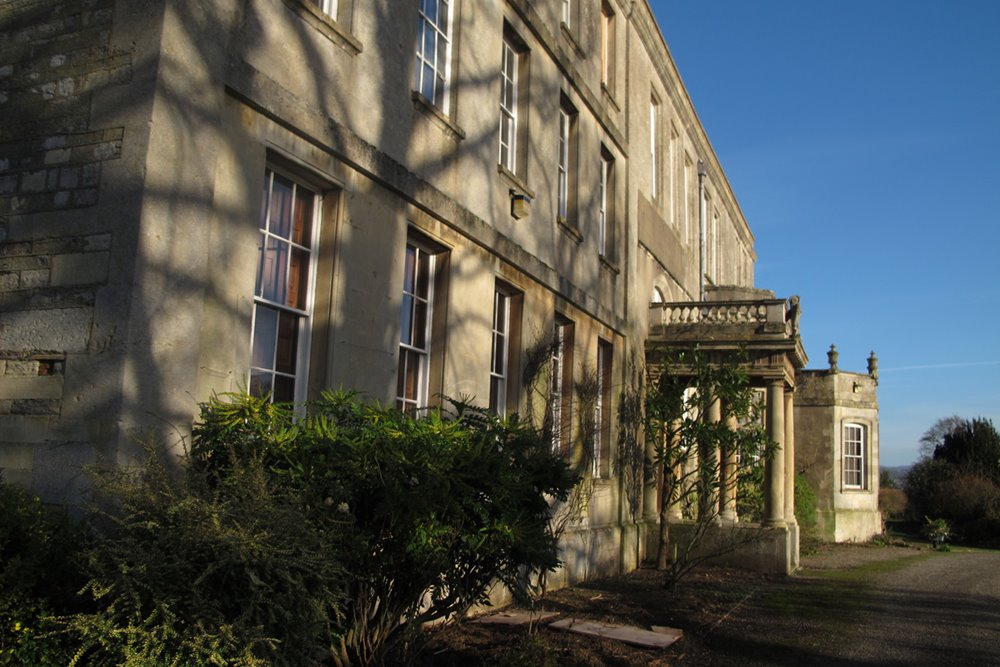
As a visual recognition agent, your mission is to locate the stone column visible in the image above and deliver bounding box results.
[719,409,739,523]
[764,379,786,527]
[700,396,722,521]
[643,429,660,522]
[666,421,684,521]
[784,390,797,525]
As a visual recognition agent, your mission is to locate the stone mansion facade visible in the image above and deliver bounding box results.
[1,0,878,578]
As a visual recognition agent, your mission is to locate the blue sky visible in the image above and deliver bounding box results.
[650,1,1000,466]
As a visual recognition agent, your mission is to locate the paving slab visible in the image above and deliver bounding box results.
[549,618,683,648]
[472,610,561,626]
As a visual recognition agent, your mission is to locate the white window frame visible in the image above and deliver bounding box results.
[650,97,660,200]
[397,242,436,413]
[551,317,572,452]
[489,288,511,415]
[414,0,454,112]
[598,152,609,257]
[499,35,519,172]
[668,125,679,227]
[683,154,693,245]
[711,208,720,281]
[843,423,866,489]
[561,0,572,27]
[551,326,564,451]
[249,167,320,404]
[600,2,614,89]
[594,339,612,478]
[307,0,338,18]
[557,107,570,221]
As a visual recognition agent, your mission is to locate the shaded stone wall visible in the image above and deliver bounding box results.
[0,0,133,498]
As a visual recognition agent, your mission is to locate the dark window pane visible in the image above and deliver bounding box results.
[396,352,408,401]
[251,305,278,370]
[493,332,505,373]
[249,369,272,398]
[270,173,294,239]
[259,236,288,303]
[422,64,435,100]
[413,300,428,349]
[259,171,271,230]
[403,350,419,402]
[273,375,295,403]
[275,310,299,374]
[400,294,413,345]
[289,247,309,309]
[403,245,416,294]
[416,248,431,297]
[292,185,313,246]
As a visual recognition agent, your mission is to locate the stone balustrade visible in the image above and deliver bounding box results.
[650,299,791,335]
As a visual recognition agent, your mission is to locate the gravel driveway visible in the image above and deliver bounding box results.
[698,545,1000,666]
[827,549,1000,666]
[421,543,1000,666]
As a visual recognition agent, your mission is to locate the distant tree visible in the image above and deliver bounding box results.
[933,418,1000,484]
[906,417,1000,545]
[918,415,965,459]
[904,457,955,521]
[879,468,898,489]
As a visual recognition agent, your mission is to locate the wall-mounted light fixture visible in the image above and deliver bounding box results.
[511,190,531,219]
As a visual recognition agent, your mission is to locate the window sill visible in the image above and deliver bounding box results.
[560,22,585,58]
[599,254,620,275]
[283,0,362,55]
[411,92,466,142]
[601,83,620,112]
[497,163,535,199]
[557,216,583,243]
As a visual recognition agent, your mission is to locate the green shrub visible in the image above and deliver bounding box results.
[930,472,1000,523]
[69,446,347,667]
[904,457,954,520]
[793,473,818,536]
[923,517,951,549]
[191,391,577,665]
[736,462,765,523]
[0,478,84,667]
[878,487,908,519]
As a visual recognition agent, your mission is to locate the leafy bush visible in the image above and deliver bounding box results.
[191,391,577,665]
[930,472,1000,523]
[0,477,84,667]
[878,487,907,519]
[904,457,954,521]
[0,392,573,667]
[906,418,1000,545]
[923,517,951,549]
[69,446,347,667]
[794,473,818,535]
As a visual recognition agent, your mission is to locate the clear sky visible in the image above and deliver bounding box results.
[650,1,1000,466]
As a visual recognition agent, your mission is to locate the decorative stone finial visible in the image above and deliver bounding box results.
[868,350,879,384]
[786,295,801,337]
[827,344,839,373]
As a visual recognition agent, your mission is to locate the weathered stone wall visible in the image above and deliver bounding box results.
[0,0,127,218]
[0,0,134,499]
[795,368,881,542]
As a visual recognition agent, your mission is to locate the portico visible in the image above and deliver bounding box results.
[644,288,808,573]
